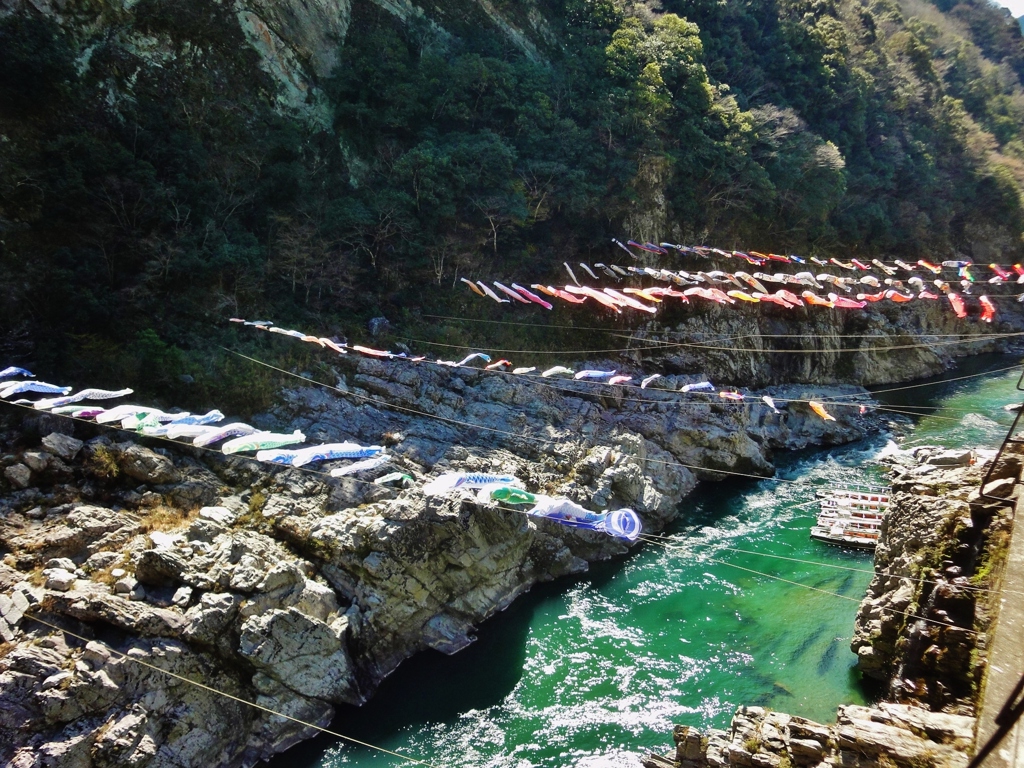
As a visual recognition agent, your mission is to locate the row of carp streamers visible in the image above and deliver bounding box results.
[0,367,641,539]
[458,240,1015,321]
[0,368,392,474]
[232,320,842,421]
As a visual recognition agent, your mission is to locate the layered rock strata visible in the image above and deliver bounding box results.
[637,301,1024,388]
[0,358,883,767]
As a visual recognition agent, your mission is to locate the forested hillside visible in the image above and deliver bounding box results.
[1,0,1023,408]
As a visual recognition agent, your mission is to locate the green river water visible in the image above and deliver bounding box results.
[285,355,1022,768]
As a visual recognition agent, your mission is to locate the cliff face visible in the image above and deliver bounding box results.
[0,356,882,767]
[0,0,541,122]
[3,0,1024,402]
[850,445,1020,710]
[647,703,975,768]
[634,297,1024,388]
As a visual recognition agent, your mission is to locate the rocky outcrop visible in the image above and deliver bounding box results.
[636,300,1024,388]
[850,445,1019,712]
[0,353,885,767]
[0,0,551,125]
[645,703,974,768]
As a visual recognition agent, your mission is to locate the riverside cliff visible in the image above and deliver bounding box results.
[642,444,1021,768]
[623,300,1024,388]
[0,353,884,767]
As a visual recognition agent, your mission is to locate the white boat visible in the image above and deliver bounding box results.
[810,485,889,549]
[816,485,890,506]
[818,485,889,517]
[810,519,880,550]
[818,497,888,521]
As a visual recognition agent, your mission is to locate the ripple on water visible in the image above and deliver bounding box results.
[291,360,1024,768]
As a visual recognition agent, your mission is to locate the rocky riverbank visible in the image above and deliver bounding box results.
[850,444,1019,710]
[642,444,1022,768]
[634,300,1024,389]
[646,703,975,768]
[0,357,885,766]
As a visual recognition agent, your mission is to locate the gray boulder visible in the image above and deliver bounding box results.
[925,449,975,467]
[120,446,179,485]
[239,608,361,705]
[43,569,76,592]
[20,451,48,473]
[42,433,84,461]
[4,463,31,489]
[183,592,242,647]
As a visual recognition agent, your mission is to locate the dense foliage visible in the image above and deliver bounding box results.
[1,0,1023,405]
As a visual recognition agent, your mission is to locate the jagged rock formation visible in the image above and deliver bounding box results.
[637,302,1024,388]
[0,0,543,124]
[850,445,1020,712]
[0,356,883,766]
[644,703,974,768]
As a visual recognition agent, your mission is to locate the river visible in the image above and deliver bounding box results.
[281,354,1022,768]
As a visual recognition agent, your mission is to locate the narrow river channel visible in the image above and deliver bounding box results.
[282,354,1022,768]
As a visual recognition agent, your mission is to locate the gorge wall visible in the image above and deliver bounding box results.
[3,0,1024,403]
[0,350,887,767]
[622,297,1024,388]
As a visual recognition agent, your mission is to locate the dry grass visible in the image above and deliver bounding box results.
[90,564,122,586]
[85,444,120,479]
[233,491,268,530]
[26,564,45,587]
[136,504,198,534]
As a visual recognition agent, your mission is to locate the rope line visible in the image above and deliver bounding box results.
[225,348,810,485]
[397,330,1024,357]
[0,399,391,492]
[420,312,1024,337]
[636,535,980,636]
[226,343,1023,485]
[490,370,1007,415]
[831,364,1024,399]
[448,364,874,410]
[243,323,1023,413]
[6,350,990,505]
[243,319,1024,409]
[606,332,1024,355]
[873,405,977,423]
[638,535,1024,598]
[452,364,1003,415]
[18,614,443,768]
[473,367,1012,415]
[7,335,1006,500]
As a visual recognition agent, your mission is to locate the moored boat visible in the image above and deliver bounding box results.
[810,484,889,549]
[810,519,880,550]
[817,484,889,516]
[815,484,890,505]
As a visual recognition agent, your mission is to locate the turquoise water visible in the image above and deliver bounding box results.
[283,356,1023,768]
[872,356,1021,451]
